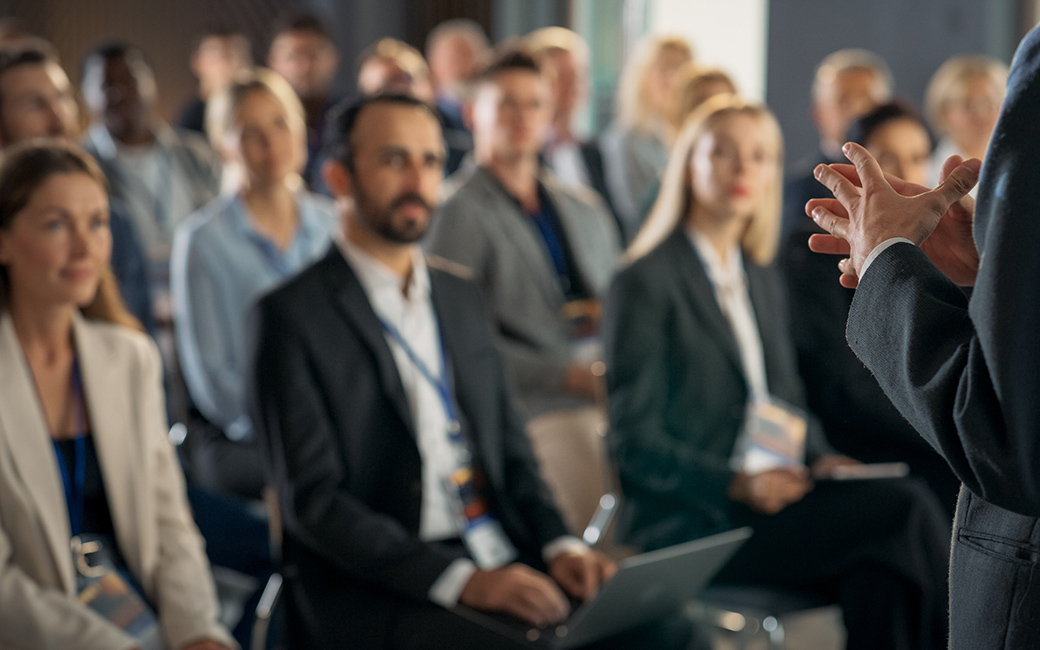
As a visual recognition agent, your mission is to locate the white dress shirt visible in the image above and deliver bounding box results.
[337,237,586,607]
[688,228,769,398]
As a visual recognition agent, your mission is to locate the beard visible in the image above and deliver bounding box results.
[353,187,433,244]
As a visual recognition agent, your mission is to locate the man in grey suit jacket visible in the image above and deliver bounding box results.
[809,24,1040,649]
[425,50,620,419]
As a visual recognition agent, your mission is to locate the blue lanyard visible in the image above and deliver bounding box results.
[377,317,461,437]
[52,361,87,538]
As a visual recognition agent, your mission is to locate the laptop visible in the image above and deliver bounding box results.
[452,526,752,649]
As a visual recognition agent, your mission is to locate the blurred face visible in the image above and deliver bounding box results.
[193,35,251,96]
[0,172,110,308]
[84,54,153,139]
[941,75,1002,153]
[228,89,302,187]
[429,34,481,93]
[644,46,691,120]
[0,62,78,144]
[689,112,778,226]
[268,30,339,100]
[344,104,445,243]
[472,69,552,160]
[866,117,931,186]
[541,48,586,121]
[358,58,434,104]
[813,67,884,148]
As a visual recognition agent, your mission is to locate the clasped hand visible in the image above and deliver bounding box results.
[806,142,982,288]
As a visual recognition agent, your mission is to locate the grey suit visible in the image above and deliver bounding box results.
[846,25,1040,649]
[425,166,621,417]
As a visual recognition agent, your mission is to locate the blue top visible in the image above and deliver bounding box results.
[171,191,337,440]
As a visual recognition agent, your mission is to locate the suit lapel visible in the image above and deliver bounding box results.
[474,168,565,308]
[0,314,76,592]
[427,269,503,483]
[667,231,744,375]
[745,263,782,388]
[321,249,417,436]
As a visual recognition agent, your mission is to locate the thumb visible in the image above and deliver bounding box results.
[929,158,981,213]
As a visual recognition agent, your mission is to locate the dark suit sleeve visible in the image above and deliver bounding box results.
[604,265,734,507]
[848,243,1040,516]
[249,298,463,601]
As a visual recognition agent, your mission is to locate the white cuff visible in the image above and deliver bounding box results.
[428,558,478,608]
[860,238,915,279]
[543,535,590,565]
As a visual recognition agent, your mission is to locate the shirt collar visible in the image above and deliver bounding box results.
[228,192,328,247]
[686,225,745,288]
[336,233,430,301]
[86,122,176,160]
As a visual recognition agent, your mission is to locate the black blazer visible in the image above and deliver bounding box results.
[846,26,1040,650]
[249,247,569,650]
[604,230,832,550]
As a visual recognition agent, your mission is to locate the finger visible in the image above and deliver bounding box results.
[814,163,862,206]
[838,257,858,277]
[809,205,851,240]
[841,141,890,193]
[839,272,859,289]
[580,556,598,600]
[928,159,981,216]
[824,163,862,186]
[939,154,966,184]
[808,233,851,256]
[805,197,848,220]
[600,556,619,582]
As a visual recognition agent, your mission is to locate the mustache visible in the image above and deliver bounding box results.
[391,193,432,212]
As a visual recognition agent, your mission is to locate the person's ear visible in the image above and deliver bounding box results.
[322,158,352,199]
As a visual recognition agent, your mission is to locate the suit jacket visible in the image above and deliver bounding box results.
[0,313,231,650]
[425,165,621,417]
[846,26,1040,650]
[249,247,569,650]
[603,230,833,550]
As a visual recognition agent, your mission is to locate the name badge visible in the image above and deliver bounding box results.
[445,467,518,568]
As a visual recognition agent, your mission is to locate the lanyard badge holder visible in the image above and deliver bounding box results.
[379,317,518,569]
[51,362,161,649]
[730,395,808,474]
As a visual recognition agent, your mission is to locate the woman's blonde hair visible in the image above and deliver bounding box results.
[924,54,1009,136]
[206,67,308,178]
[615,35,693,134]
[676,66,737,123]
[0,139,142,331]
[625,94,784,265]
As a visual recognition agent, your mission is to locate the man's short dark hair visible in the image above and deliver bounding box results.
[324,93,440,168]
[271,12,333,43]
[846,101,935,153]
[0,42,57,104]
[193,25,250,53]
[475,48,542,86]
[81,41,151,83]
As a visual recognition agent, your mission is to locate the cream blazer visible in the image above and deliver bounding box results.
[0,312,235,650]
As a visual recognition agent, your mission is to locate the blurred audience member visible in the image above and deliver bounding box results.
[267,12,341,190]
[606,95,950,650]
[425,18,488,174]
[0,140,233,650]
[178,27,253,135]
[0,43,153,333]
[782,48,892,233]
[924,54,1008,190]
[636,65,738,219]
[0,17,34,47]
[600,35,693,241]
[781,101,959,515]
[173,68,336,498]
[356,37,435,102]
[248,93,665,650]
[81,42,221,316]
[528,26,622,237]
[426,51,620,532]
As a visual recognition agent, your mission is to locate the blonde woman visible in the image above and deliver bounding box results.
[924,54,1008,188]
[0,141,234,649]
[604,95,951,650]
[600,36,692,241]
[171,68,336,498]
